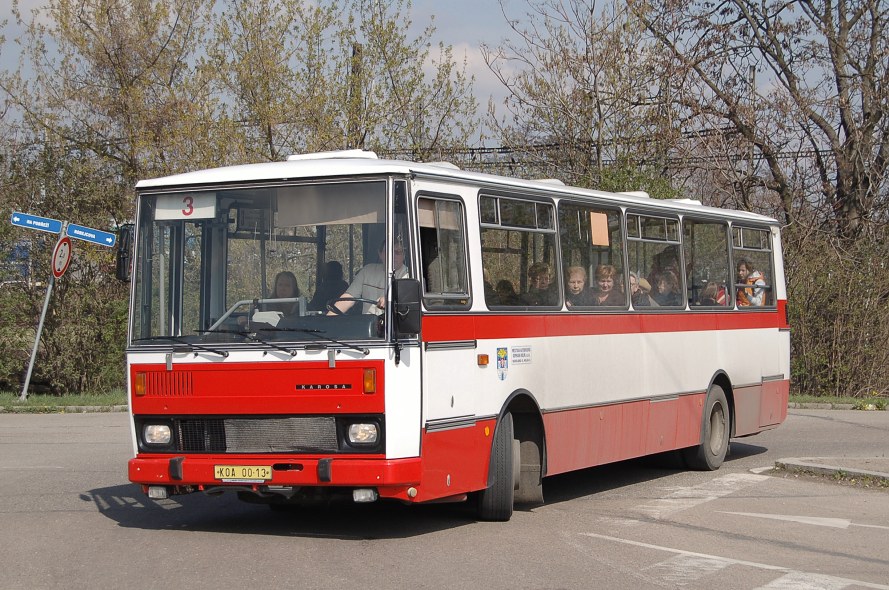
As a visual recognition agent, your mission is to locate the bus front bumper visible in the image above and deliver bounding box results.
[129,455,422,501]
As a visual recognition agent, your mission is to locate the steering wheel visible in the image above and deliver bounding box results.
[326,297,380,315]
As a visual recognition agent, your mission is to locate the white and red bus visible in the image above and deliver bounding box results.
[122,149,789,520]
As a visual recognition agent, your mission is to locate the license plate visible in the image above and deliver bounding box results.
[214,465,272,481]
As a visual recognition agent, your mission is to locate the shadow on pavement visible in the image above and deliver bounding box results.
[85,443,772,537]
[83,483,478,539]
[726,441,769,461]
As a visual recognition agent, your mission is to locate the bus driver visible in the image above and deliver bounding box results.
[327,241,408,315]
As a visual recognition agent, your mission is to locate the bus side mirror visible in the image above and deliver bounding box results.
[393,278,421,336]
[115,223,134,282]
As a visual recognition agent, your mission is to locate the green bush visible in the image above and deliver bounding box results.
[786,230,889,398]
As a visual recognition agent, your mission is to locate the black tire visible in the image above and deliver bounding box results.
[477,412,515,521]
[682,384,730,470]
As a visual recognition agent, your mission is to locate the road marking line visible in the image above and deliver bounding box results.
[636,473,769,519]
[642,553,732,585]
[753,571,853,590]
[578,532,889,590]
[719,511,889,531]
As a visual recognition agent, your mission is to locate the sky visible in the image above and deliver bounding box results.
[0,0,522,122]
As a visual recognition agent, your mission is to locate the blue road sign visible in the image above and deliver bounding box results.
[66,223,117,248]
[10,211,63,234]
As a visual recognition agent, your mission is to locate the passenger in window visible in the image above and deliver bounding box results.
[495,279,520,305]
[424,248,443,293]
[629,272,655,307]
[591,264,624,306]
[479,270,497,303]
[328,241,408,315]
[524,262,557,305]
[699,281,727,306]
[736,258,766,307]
[239,270,301,327]
[308,261,349,311]
[652,269,683,306]
[565,266,593,308]
[264,271,301,314]
[652,245,681,277]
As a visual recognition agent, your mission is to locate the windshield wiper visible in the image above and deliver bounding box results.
[199,329,297,357]
[258,327,370,356]
[132,336,229,358]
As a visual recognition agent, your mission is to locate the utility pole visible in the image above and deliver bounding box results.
[347,43,363,149]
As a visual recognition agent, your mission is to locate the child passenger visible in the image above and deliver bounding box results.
[736,259,766,306]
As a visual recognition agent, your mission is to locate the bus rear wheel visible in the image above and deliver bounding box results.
[683,384,730,471]
[477,412,515,521]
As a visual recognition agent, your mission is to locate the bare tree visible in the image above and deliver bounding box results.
[481,0,683,194]
[630,0,889,241]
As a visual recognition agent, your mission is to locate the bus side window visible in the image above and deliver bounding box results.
[557,202,626,309]
[418,196,470,309]
[481,196,558,309]
[683,219,730,307]
[627,214,683,309]
[732,226,774,307]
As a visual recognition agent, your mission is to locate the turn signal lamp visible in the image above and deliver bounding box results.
[134,372,147,397]
[363,368,376,394]
[477,354,489,366]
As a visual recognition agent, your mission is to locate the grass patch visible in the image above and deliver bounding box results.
[774,466,889,490]
[789,393,887,410]
[789,394,859,405]
[0,389,126,412]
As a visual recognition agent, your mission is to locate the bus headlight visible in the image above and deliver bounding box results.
[347,423,379,445]
[143,424,172,445]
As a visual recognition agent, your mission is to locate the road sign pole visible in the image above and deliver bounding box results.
[21,273,55,401]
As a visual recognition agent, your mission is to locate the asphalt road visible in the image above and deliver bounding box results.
[1,409,887,589]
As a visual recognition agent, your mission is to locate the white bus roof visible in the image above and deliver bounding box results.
[136,150,778,224]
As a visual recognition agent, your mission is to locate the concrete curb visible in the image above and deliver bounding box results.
[0,405,128,414]
[775,457,889,484]
[789,402,854,410]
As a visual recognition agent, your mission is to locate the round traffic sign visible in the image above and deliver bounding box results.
[52,236,73,279]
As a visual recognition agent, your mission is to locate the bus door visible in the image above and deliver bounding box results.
[411,181,476,426]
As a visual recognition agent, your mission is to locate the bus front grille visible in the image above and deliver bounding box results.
[174,417,338,453]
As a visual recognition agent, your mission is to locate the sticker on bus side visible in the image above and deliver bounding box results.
[511,346,532,365]
[497,347,508,381]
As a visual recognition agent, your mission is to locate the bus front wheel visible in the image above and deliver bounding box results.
[477,412,515,521]
[683,384,730,471]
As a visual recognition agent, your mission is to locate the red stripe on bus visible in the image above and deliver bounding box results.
[777,299,790,329]
[129,360,386,415]
[128,455,421,493]
[542,394,706,476]
[417,418,496,502]
[421,306,785,342]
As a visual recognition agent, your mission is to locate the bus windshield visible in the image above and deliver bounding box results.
[130,179,404,345]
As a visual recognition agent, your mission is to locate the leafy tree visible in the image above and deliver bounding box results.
[207,0,341,160]
[0,0,479,393]
[3,0,220,185]
[208,0,479,161]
